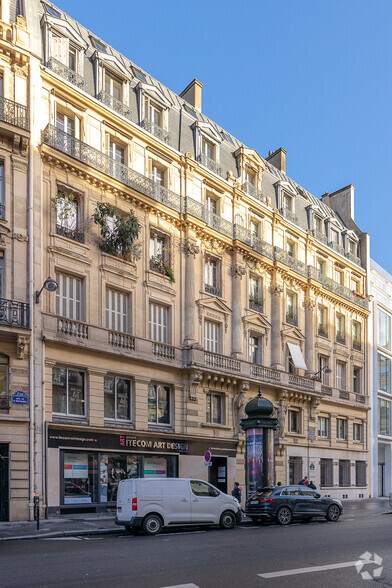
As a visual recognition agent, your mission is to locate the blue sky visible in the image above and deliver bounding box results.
[54,0,392,272]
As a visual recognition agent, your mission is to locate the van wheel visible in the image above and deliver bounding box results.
[219,511,235,530]
[142,514,163,535]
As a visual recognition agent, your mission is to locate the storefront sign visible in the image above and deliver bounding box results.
[48,427,238,457]
[12,391,28,406]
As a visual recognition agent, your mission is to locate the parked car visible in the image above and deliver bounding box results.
[115,477,242,535]
[245,485,342,525]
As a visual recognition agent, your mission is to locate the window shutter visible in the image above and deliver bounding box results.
[104,132,110,156]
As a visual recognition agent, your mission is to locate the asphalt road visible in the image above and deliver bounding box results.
[2,502,392,588]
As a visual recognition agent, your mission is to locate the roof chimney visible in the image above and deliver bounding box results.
[180,79,203,111]
[266,147,287,173]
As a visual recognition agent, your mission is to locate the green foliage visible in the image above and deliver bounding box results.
[150,253,175,283]
[51,192,78,223]
[92,202,141,260]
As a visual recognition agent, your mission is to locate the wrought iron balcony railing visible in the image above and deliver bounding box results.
[205,284,222,297]
[279,207,298,225]
[336,334,346,345]
[0,203,4,220]
[312,229,328,245]
[233,224,274,260]
[249,296,264,313]
[308,266,368,309]
[149,258,166,275]
[46,57,85,90]
[346,251,362,265]
[0,299,29,328]
[286,312,298,326]
[274,247,308,278]
[196,153,223,177]
[329,241,345,256]
[353,340,362,351]
[318,325,328,338]
[140,118,170,144]
[97,91,132,120]
[42,125,182,213]
[242,181,265,202]
[183,197,233,239]
[0,96,29,130]
[56,224,84,243]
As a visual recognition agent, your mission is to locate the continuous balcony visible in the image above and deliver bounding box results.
[140,119,170,144]
[0,96,29,131]
[46,57,85,90]
[0,203,4,220]
[0,299,29,329]
[97,91,132,120]
[196,153,223,177]
[42,126,369,311]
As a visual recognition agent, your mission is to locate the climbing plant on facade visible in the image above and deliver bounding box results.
[92,202,141,260]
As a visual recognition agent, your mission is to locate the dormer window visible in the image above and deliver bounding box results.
[49,34,85,89]
[105,71,122,102]
[315,216,323,233]
[68,46,77,72]
[139,87,170,143]
[246,170,255,186]
[91,37,107,53]
[331,230,339,245]
[145,96,163,128]
[46,5,62,18]
[202,138,215,161]
[283,194,292,212]
[286,240,295,258]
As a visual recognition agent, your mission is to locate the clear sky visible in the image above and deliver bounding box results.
[53,0,392,272]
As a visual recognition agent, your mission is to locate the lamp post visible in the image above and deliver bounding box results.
[240,385,278,497]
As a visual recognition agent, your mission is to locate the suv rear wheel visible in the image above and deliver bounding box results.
[219,510,235,529]
[276,506,292,526]
[142,514,163,535]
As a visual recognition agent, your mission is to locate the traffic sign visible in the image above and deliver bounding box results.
[204,450,211,463]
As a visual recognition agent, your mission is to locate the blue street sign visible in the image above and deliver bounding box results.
[204,450,211,463]
[12,391,29,406]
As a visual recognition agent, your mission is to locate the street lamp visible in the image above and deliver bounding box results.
[311,366,332,381]
[35,277,58,303]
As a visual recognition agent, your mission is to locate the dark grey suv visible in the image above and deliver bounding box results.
[245,485,342,525]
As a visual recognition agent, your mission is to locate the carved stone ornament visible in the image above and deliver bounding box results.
[188,371,203,401]
[185,240,200,257]
[233,390,247,436]
[231,264,246,279]
[17,336,27,360]
[271,284,284,296]
[304,298,316,310]
[277,398,288,438]
[12,233,28,242]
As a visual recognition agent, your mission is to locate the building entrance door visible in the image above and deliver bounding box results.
[289,457,302,485]
[0,444,9,521]
[209,457,227,494]
[378,464,385,497]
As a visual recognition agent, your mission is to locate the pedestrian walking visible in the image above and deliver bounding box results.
[299,476,309,486]
[308,481,317,490]
[231,482,241,504]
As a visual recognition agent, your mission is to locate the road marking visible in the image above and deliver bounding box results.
[156,531,207,537]
[159,584,199,588]
[258,560,368,578]
[41,537,82,541]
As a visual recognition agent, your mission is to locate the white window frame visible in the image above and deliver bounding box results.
[52,366,86,417]
[55,273,82,321]
[149,302,168,343]
[206,392,224,424]
[353,422,363,442]
[204,320,220,354]
[318,416,330,438]
[106,289,129,333]
[249,334,263,365]
[288,409,301,434]
[104,70,123,102]
[148,383,171,425]
[337,418,348,440]
[104,375,132,422]
[336,361,347,390]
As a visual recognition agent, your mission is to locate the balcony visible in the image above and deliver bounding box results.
[108,331,135,350]
[183,197,233,239]
[308,266,368,310]
[140,118,170,144]
[42,125,182,213]
[249,295,264,313]
[57,318,88,339]
[205,352,241,373]
[286,312,298,326]
[288,374,314,391]
[196,153,223,177]
[312,229,328,245]
[250,364,281,383]
[279,207,298,225]
[97,91,132,120]
[336,334,346,345]
[329,241,345,256]
[274,247,308,278]
[0,96,29,131]
[346,251,362,266]
[242,181,265,202]
[0,203,4,220]
[56,224,84,244]
[46,57,85,90]
[0,299,29,329]
[318,325,328,338]
[205,284,222,297]
[152,342,175,360]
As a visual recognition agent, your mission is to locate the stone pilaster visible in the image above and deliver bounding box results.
[87,368,107,427]
[231,262,246,358]
[183,239,200,346]
[271,284,284,370]
[304,298,316,375]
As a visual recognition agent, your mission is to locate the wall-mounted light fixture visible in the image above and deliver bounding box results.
[35,277,58,304]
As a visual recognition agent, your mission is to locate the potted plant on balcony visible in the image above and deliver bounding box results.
[149,252,175,283]
[92,202,141,261]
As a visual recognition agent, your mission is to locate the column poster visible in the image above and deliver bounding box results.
[246,428,263,497]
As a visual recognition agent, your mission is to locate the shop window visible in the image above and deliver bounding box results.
[55,190,83,243]
[353,422,363,442]
[148,383,171,425]
[106,289,129,333]
[320,458,333,487]
[149,302,168,343]
[339,460,351,487]
[104,376,131,421]
[55,273,83,321]
[100,454,140,502]
[206,392,224,424]
[355,461,366,486]
[63,452,98,505]
[337,418,348,440]
[317,416,330,438]
[204,320,220,354]
[52,366,85,417]
[0,357,8,409]
[288,409,301,434]
[377,353,391,394]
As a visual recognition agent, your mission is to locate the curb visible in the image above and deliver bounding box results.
[0,527,124,542]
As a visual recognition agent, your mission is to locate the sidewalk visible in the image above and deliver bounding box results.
[0,498,390,542]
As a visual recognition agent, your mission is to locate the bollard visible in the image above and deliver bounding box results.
[33,493,40,531]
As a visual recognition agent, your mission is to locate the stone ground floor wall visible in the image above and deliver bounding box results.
[0,423,30,521]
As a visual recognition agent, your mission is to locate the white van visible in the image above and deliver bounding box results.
[115,477,242,535]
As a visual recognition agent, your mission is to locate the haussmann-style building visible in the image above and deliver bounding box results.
[0,0,372,520]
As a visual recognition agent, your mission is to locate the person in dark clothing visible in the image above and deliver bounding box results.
[232,482,241,504]
[308,481,317,490]
[299,476,309,486]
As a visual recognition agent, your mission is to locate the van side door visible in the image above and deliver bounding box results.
[190,480,220,524]
[162,480,192,524]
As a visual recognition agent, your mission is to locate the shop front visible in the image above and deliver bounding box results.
[46,426,238,515]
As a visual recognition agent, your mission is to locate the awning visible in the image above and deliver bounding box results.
[287,342,307,371]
